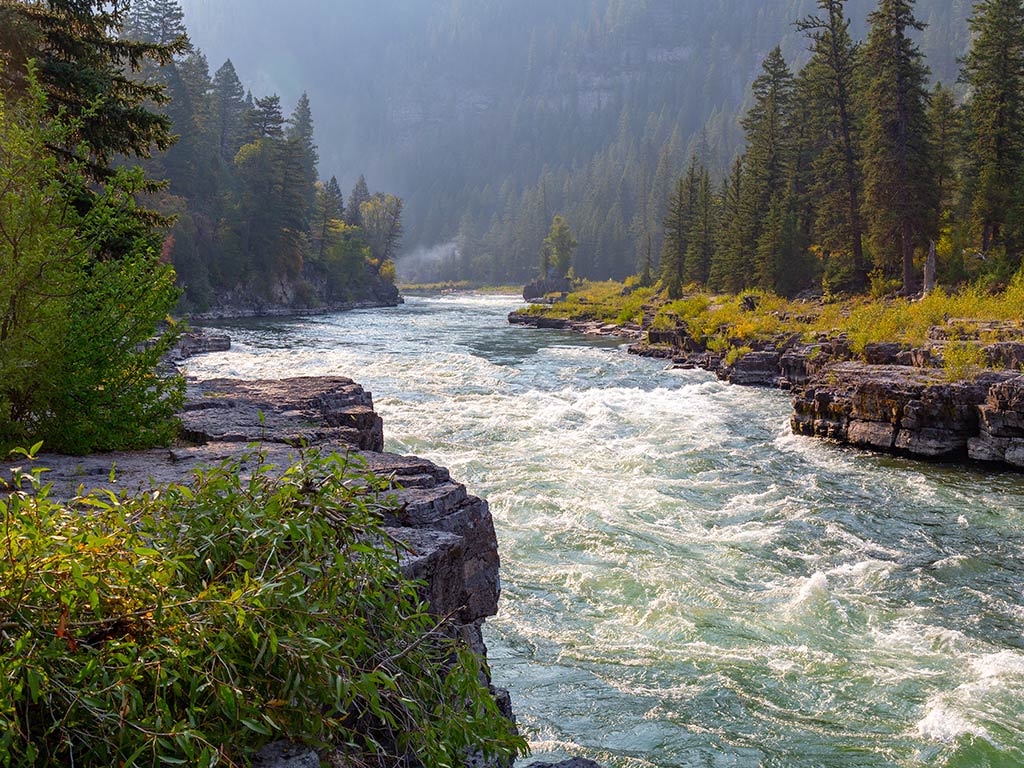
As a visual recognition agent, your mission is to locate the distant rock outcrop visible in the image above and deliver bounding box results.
[523,276,573,302]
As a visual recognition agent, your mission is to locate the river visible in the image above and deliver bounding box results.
[186,294,1024,768]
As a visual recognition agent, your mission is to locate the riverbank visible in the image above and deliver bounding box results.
[509,283,1024,470]
[181,295,1024,766]
[22,374,526,768]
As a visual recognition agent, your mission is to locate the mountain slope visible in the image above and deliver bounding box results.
[178,0,971,282]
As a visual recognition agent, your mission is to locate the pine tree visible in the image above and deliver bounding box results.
[243,95,286,142]
[929,82,963,226]
[684,166,716,286]
[125,0,189,47]
[661,160,700,297]
[311,178,345,262]
[961,0,1024,255]
[287,93,319,211]
[212,60,246,162]
[861,0,937,294]
[0,0,187,175]
[346,175,371,228]
[709,158,745,292]
[738,47,795,291]
[798,0,867,288]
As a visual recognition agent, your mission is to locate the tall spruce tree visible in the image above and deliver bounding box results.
[709,158,745,292]
[211,60,246,162]
[737,47,795,291]
[347,175,371,228]
[798,0,867,288]
[961,0,1024,256]
[861,0,937,294]
[684,166,716,286]
[661,158,701,297]
[929,82,963,226]
[287,93,319,211]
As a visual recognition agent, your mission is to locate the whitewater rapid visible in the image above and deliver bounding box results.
[186,294,1024,768]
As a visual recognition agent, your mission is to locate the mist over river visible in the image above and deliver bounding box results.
[187,294,1024,768]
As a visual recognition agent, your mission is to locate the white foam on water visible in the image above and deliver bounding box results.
[970,650,1024,680]
[916,700,988,743]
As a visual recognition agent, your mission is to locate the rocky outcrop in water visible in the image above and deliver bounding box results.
[791,363,1023,465]
[168,329,232,361]
[508,311,644,340]
[29,376,513,766]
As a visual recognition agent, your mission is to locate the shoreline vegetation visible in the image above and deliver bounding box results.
[397,281,524,296]
[513,277,1024,382]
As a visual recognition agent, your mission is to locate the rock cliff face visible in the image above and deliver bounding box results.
[791,363,1024,466]
[33,376,513,767]
[189,268,402,321]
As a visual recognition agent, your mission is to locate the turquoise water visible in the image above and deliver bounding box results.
[187,294,1024,768]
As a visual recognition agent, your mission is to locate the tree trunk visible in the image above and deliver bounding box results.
[901,220,917,295]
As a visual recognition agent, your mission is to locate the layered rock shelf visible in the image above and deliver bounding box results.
[511,312,1024,470]
[792,363,1024,467]
[29,376,515,767]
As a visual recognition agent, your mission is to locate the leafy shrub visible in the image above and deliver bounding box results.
[0,449,527,767]
[943,342,986,382]
[0,74,182,455]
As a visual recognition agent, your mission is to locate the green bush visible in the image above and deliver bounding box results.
[0,449,527,767]
[0,73,182,455]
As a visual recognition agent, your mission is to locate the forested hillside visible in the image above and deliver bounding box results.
[124,0,403,313]
[178,0,970,283]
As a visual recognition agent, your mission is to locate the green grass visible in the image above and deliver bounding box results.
[514,270,1024,379]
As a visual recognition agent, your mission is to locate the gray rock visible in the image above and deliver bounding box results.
[792,363,1023,467]
[252,743,320,768]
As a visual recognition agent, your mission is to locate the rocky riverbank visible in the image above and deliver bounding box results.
[510,311,1024,471]
[186,269,403,322]
[29,376,520,768]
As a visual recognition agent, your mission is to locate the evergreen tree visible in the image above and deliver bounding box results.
[243,95,286,142]
[961,0,1024,256]
[709,158,745,293]
[861,0,937,294]
[312,177,345,262]
[929,82,963,226]
[211,60,246,162]
[125,0,189,47]
[0,0,187,175]
[737,47,795,291]
[798,0,867,288]
[684,166,716,286]
[346,175,371,228]
[287,93,319,211]
[661,160,700,297]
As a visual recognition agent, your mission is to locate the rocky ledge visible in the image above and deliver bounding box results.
[28,376,514,767]
[792,363,1024,467]
[508,311,644,341]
